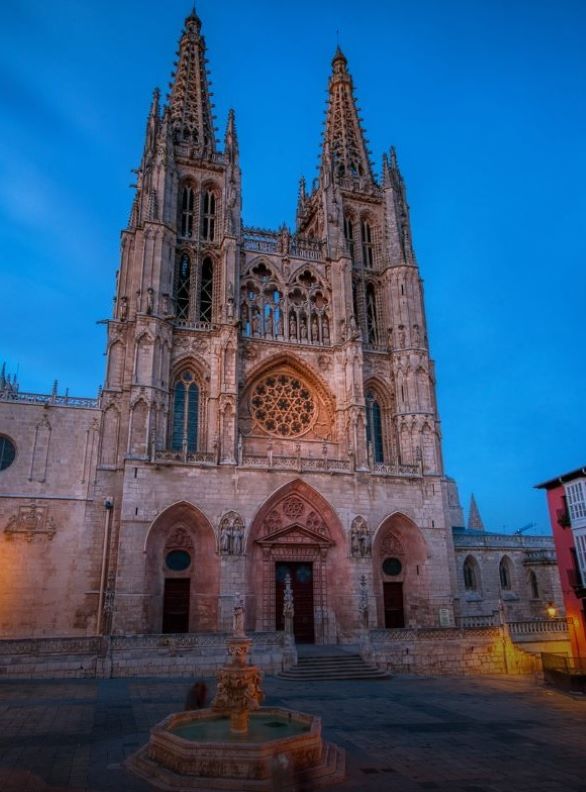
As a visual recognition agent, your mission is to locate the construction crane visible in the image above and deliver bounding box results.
[514,522,537,535]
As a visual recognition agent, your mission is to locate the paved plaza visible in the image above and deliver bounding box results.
[0,673,584,792]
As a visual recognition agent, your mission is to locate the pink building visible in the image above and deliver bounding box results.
[536,467,586,658]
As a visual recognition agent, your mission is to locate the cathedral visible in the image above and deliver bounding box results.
[0,12,562,661]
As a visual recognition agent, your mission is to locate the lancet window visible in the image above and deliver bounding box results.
[463,556,480,592]
[176,253,191,320]
[171,370,200,452]
[361,219,374,268]
[199,256,214,322]
[180,185,195,238]
[344,215,354,260]
[366,283,378,345]
[365,391,384,464]
[499,556,513,591]
[202,190,216,241]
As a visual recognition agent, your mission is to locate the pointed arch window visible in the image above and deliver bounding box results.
[176,254,191,320]
[361,219,374,268]
[499,557,513,591]
[202,190,216,241]
[366,283,378,345]
[463,556,480,591]
[365,391,384,464]
[199,256,214,322]
[529,570,539,599]
[180,185,195,238]
[171,371,199,452]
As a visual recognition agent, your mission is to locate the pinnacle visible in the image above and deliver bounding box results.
[468,494,485,531]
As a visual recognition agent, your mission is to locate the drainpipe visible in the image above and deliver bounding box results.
[97,497,114,634]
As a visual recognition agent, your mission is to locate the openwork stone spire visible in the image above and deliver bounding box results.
[168,11,215,151]
[322,47,373,184]
[468,494,485,531]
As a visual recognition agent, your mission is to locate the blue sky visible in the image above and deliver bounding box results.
[1,0,585,533]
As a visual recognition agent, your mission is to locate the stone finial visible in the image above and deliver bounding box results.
[468,494,485,531]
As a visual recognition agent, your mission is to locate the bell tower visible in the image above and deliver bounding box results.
[101,11,241,470]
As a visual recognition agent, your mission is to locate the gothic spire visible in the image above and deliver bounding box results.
[224,108,239,162]
[468,494,485,531]
[168,11,215,152]
[322,47,374,185]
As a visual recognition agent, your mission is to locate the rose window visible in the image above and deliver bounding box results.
[250,375,316,437]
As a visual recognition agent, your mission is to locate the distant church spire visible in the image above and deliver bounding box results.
[468,494,485,531]
[168,10,215,151]
[322,47,374,185]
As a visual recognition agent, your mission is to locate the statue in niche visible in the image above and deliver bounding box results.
[398,326,406,349]
[351,516,371,558]
[289,314,297,339]
[311,315,319,342]
[146,288,154,315]
[119,296,128,321]
[413,324,421,346]
[252,311,261,336]
[300,315,308,340]
[219,512,245,555]
[322,316,330,343]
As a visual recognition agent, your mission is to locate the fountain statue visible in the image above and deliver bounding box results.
[126,592,345,789]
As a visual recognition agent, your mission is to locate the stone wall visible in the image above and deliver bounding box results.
[367,627,540,676]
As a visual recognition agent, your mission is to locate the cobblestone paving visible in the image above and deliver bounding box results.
[0,674,583,791]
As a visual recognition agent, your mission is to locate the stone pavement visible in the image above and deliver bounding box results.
[0,674,584,792]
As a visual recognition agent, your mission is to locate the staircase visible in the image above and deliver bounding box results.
[279,652,389,681]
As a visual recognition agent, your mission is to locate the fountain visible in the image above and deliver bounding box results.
[126,592,345,790]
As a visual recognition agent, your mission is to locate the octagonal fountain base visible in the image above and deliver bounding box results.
[125,706,345,791]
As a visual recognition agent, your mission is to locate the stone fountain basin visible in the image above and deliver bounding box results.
[145,707,322,781]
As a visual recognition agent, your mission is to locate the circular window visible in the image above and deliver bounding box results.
[382,557,402,576]
[0,436,16,471]
[250,374,316,438]
[165,550,191,571]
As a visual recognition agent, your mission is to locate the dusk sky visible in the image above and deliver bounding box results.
[1,0,585,534]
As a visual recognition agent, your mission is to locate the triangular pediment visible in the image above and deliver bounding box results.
[256,521,333,548]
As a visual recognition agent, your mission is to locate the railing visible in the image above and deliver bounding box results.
[524,549,557,564]
[173,320,214,332]
[457,613,498,629]
[0,391,99,409]
[242,227,325,261]
[240,454,351,473]
[371,462,421,478]
[508,618,569,637]
[154,450,216,465]
[453,533,554,549]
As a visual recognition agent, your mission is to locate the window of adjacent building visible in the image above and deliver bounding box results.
[566,480,586,522]
[365,391,384,464]
[499,556,513,590]
[171,371,199,452]
[180,185,194,237]
[176,254,191,319]
[361,219,374,268]
[529,570,539,599]
[463,556,479,591]
[199,257,214,322]
[202,190,216,241]
[0,435,16,471]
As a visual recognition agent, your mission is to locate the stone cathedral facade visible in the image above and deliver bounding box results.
[0,13,561,649]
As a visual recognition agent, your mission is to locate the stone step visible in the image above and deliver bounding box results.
[278,653,389,681]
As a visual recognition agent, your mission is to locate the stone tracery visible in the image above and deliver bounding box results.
[250,375,316,438]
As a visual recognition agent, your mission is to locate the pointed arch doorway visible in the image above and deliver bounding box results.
[247,480,347,644]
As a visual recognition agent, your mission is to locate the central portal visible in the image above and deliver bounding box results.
[275,562,315,643]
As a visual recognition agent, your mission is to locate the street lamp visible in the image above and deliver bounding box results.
[546,602,557,619]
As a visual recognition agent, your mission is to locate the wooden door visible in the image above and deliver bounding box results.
[275,562,315,643]
[383,582,405,628]
[162,578,190,633]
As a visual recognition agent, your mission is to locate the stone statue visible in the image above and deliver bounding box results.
[351,532,360,557]
[351,516,371,558]
[146,287,154,315]
[289,314,297,339]
[233,593,245,638]
[322,317,330,342]
[252,311,261,336]
[311,315,319,342]
[300,315,308,340]
[119,296,128,321]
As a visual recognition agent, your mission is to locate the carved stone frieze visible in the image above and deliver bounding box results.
[4,504,56,541]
